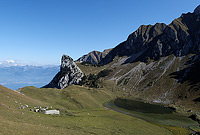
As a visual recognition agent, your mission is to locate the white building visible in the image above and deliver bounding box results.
[43,110,60,115]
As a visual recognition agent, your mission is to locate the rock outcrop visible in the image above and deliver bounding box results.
[76,49,112,65]
[43,55,84,89]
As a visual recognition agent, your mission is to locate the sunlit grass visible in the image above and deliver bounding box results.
[0,85,172,135]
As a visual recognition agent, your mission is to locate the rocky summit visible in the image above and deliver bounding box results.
[76,49,112,65]
[43,55,84,89]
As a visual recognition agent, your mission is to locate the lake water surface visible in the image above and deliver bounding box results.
[106,98,198,128]
[114,98,174,114]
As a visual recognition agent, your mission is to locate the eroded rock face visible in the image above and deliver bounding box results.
[43,55,84,89]
[100,6,200,65]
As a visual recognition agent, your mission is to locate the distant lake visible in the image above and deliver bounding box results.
[0,65,59,90]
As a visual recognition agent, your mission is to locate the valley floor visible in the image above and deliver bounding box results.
[0,85,197,135]
[0,85,174,135]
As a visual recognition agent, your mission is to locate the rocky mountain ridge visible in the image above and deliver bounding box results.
[100,6,200,65]
[76,49,112,65]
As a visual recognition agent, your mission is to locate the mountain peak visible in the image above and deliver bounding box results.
[61,54,72,61]
[43,54,84,89]
[194,5,200,14]
[76,49,112,65]
[61,54,74,71]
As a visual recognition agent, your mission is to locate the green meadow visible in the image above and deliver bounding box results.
[0,85,174,135]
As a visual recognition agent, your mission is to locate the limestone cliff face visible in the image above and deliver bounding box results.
[43,55,84,89]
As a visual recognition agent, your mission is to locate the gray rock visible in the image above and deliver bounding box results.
[43,55,84,89]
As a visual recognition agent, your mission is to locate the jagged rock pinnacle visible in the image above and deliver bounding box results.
[43,55,84,89]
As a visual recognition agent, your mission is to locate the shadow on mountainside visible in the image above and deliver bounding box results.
[169,54,200,91]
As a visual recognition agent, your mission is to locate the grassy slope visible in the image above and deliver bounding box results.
[0,85,172,135]
[76,63,107,75]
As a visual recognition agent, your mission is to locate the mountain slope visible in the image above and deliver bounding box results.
[90,6,200,113]
[100,9,200,65]
[77,49,112,64]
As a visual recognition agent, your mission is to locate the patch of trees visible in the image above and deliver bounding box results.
[80,69,112,88]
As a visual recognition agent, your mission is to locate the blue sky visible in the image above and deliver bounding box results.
[0,0,199,65]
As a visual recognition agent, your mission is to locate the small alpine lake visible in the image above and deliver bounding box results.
[105,98,199,134]
[114,98,174,114]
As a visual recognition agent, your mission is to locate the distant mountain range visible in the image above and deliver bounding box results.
[0,60,24,67]
[0,65,59,90]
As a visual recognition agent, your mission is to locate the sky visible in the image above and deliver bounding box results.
[0,0,199,65]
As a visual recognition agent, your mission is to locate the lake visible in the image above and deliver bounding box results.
[105,98,198,128]
[114,98,174,114]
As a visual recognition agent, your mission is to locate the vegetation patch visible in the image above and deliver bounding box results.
[80,69,112,88]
